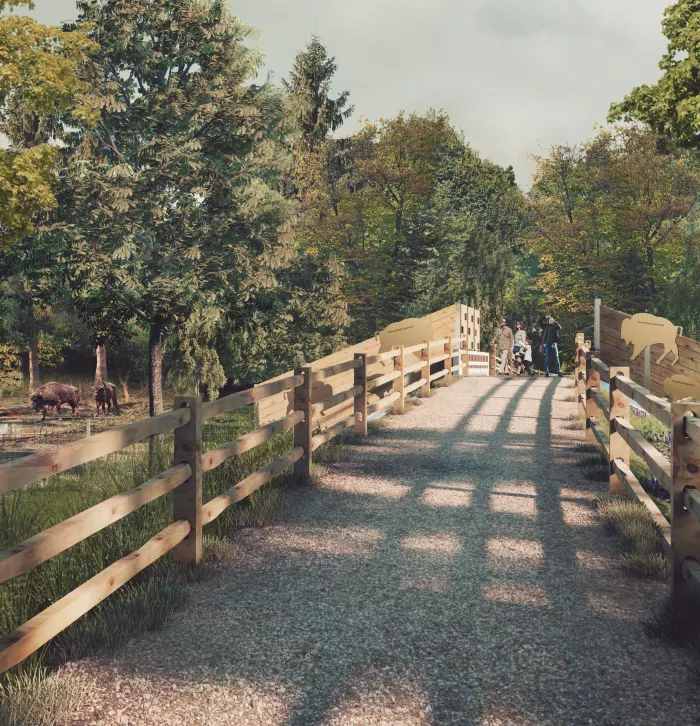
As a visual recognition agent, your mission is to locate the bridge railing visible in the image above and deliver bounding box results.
[0,330,481,675]
[577,341,700,598]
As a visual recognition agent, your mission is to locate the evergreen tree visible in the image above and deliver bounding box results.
[284,36,353,150]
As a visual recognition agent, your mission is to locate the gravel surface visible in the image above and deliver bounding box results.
[73,376,700,725]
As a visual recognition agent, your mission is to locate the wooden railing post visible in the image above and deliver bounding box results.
[463,337,469,377]
[609,366,630,495]
[422,340,432,394]
[575,332,584,363]
[585,350,597,444]
[672,402,700,594]
[354,353,368,435]
[489,342,496,377]
[393,345,405,413]
[294,365,313,476]
[172,395,202,563]
[576,346,587,418]
[445,337,453,378]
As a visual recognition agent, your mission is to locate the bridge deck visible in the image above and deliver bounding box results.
[77,377,699,725]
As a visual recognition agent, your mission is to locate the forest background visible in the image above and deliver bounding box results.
[1,0,700,413]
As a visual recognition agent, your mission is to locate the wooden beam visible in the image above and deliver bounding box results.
[354,353,368,436]
[589,388,610,422]
[684,415,700,446]
[612,459,672,557]
[590,418,609,457]
[404,360,427,375]
[201,411,303,473]
[202,374,304,421]
[405,378,427,396]
[430,353,450,365]
[365,349,401,366]
[681,558,700,599]
[422,340,432,396]
[590,356,610,383]
[311,416,357,451]
[683,487,700,525]
[201,448,304,526]
[294,367,313,477]
[367,391,400,417]
[585,351,597,444]
[0,519,190,675]
[613,375,672,428]
[311,384,363,419]
[612,417,672,490]
[609,366,630,496]
[172,396,202,563]
[394,345,406,413]
[366,369,401,392]
[0,407,191,496]
[311,358,362,382]
[0,463,190,584]
[404,342,427,355]
[429,368,450,383]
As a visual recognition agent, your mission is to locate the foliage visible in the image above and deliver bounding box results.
[527,127,700,321]
[609,0,700,149]
[0,0,97,248]
[284,35,353,150]
[0,344,22,392]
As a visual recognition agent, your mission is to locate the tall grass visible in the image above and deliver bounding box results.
[0,407,294,678]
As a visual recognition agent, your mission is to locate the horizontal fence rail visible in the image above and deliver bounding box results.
[0,311,488,674]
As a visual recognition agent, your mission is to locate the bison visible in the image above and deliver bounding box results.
[620,313,683,366]
[30,383,81,420]
[93,380,119,416]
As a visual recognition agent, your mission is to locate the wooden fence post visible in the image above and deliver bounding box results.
[445,337,453,378]
[585,351,597,444]
[354,353,368,435]
[422,340,432,394]
[462,337,469,377]
[172,395,203,563]
[393,345,405,413]
[489,342,496,377]
[576,345,587,418]
[294,366,313,477]
[609,367,630,495]
[671,402,700,594]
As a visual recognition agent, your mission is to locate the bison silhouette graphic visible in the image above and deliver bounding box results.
[620,313,682,366]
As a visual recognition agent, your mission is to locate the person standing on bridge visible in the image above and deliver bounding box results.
[538,314,563,377]
[498,317,514,375]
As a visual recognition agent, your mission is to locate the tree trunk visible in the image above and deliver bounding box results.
[148,322,164,416]
[28,336,40,392]
[120,377,130,403]
[95,343,108,384]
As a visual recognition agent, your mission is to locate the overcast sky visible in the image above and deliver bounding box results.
[27,0,671,188]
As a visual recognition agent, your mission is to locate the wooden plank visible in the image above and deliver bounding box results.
[0,519,190,675]
[404,342,427,355]
[393,345,405,413]
[609,366,630,496]
[404,360,427,375]
[367,369,401,391]
[203,374,303,421]
[431,353,450,365]
[201,447,304,526]
[354,353,368,436]
[589,388,610,421]
[311,358,362,382]
[367,391,400,416]
[685,416,700,446]
[585,351,597,444]
[201,412,303,473]
[429,338,450,348]
[612,460,672,558]
[0,464,190,584]
[311,384,363,418]
[614,375,672,427]
[613,417,672,489]
[311,415,357,451]
[366,349,401,366]
[405,378,427,395]
[0,407,191,496]
[683,487,700,526]
[430,368,450,383]
[590,357,610,383]
[682,559,700,599]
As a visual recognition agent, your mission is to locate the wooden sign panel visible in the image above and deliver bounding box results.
[620,313,682,366]
[664,374,700,402]
[377,317,434,353]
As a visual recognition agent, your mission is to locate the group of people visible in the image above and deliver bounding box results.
[497,315,563,377]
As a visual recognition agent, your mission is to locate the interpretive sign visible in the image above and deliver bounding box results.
[620,313,682,366]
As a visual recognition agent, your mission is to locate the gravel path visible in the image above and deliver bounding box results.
[74,376,700,725]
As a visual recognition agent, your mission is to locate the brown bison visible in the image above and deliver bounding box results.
[93,380,119,416]
[30,383,81,420]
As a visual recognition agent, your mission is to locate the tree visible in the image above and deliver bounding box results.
[0,0,96,248]
[68,0,297,415]
[609,0,700,149]
[527,127,700,321]
[284,36,353,151]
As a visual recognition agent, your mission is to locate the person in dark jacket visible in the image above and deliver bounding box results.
[538,314,563,377]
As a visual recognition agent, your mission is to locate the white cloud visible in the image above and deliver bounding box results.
[25,0,670,187]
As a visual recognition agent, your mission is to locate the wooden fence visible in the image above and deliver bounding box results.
[0,306,482,675]
[576,313,700,599]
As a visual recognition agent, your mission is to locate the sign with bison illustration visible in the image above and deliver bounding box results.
[620,313,683,366]
[377,318,434,357]
[664,374,700,402]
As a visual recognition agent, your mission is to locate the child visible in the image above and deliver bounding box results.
[522,339,534,376]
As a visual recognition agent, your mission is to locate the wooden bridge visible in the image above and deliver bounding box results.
[1,302,700,723]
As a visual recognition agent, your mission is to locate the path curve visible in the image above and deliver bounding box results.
[75,377,700,725]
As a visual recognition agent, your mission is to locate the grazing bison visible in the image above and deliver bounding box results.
[30,383,81,420]
[93,380,119,416]
[620,313,683,365]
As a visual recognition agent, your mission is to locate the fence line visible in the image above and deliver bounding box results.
[0,320,482,674]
